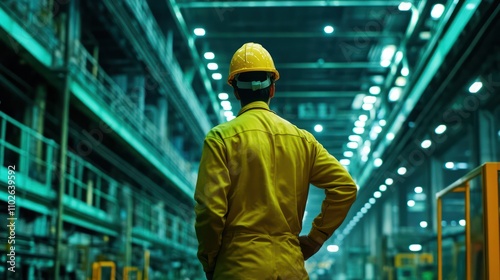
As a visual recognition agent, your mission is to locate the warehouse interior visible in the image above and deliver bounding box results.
[0,0,499,279]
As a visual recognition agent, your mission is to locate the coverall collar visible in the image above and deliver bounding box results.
[237,101,274,117]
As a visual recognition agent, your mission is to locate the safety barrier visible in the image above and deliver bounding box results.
[123,267,142,280]
[437,162,500,280]
[92,261,116,280]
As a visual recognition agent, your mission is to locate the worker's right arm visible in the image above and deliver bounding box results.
[307,141,358,245]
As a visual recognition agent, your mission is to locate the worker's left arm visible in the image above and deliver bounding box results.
[194,135,230,274]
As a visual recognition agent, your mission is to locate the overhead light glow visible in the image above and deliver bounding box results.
[459,219,466,226]
[386,132,395,140]
[363,96,377,104]
[349,135,362,142]
[347,142,359,149]
[374,158,383,167]
[419,31,432,40]
[355,120,366,127]
[226,115,236,121]
[431,4,445,19]
[223,111,234,117]
[194,28,206,36]
[344,151,354,158]
[359,114,368,122]
[469,81,483,93]
[212,73,222,80]
[380,59,391,67]
[407,200,416,207]
[445,162,455,169]
[221,101,232,110]
[361,155,368,162]
[362,103,374,111]
[369,86,381,95]
[327,245,339,252]
[207,62,218,70]
[340,159,351,166]
[389,87,402,102]
[381,45,397,61]
[374,191,382,198]
[456,162,468,169]
[369,198,376,204]
[397,167,407,175]
[401,67,409,77]
[362,145,371,155]
[204,52,215,60]
[373,125,382,134]
[421,139,432,149]
[353,127,365,134]
[395,76,407,87]
[218,92,229,100]
[324,25,334,34]
[314,124,324,132]
[420,221,428,228]
[379,184,387,191]
[398,2,412,11]
[385,178,394,185]
[364,202,371,209]
[414,186,423,193]
[361,207,368,214]
[435,124,447,134]
[409,244,422,252]
[379,119,387,127]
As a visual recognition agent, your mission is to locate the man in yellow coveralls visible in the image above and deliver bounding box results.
[194,42,358,280]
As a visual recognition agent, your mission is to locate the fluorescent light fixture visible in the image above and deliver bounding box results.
[340,159,351,166]
[373,125,382,134]
[445,162,455,169]
[327,245,339,252]
[362,103,374,111]
[353,127,365,134]
[420,221,428,228]
[466,3,477,9]
[314,124,324,132]
[379,119,387,127]
[459,219,466,226]
[204,52,215,59]
[379,184,387,191]
[362,146,371,155]
[212,73,222,80]
[369,198,376,204]
[382,45,397,60]
[414,186,423,193]
[226,115,236,121]
[363,96,377,104]
[386,132,395,140]
[194,28,206,36]
[401,67,409,76]
[385,178,394,185]
[409,244,422,252]
[374,158,383,167]
[419,31,432,40]
[344,151,354,158]
[349,135,362,142]
[389,87,402,102]
[359,114,368,122]
[207,62,218,70]
[364,202,371,209]
[361,155,368,162]
[435,124,447,134]
[397,167,407,175]
[369,86,381,95]
[469,81,483,93]
[395,76,407,87]
[456,162,468,169]
[324,25,334,34]
[398,2,412,11]
[421,139,432,149]
[361,208,368,214]
[223,111,233,117]
[407,200,416,207]
[355,120,366,127]
[347,142,359,149]
[396,51,403,62]
[374,191,382,198]
[380,59,391,67]
[221,101,232,110]
[431,4,445,19]
[218,92,229,100]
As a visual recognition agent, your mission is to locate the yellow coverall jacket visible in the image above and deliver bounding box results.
[195,101,357,280]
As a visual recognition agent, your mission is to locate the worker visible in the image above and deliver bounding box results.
[194,42,358,280]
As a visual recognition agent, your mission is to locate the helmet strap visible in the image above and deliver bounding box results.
[235,74,272,91]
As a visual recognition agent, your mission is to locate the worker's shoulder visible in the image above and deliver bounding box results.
[271,114,317,142]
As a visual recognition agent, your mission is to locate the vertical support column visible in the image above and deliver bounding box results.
[474,110,497,163]
[429,157,443,233]
[166,30,173,59]
[33,84,47,179]
[124,186,133,267]
[129,75,146,121]
[158,97,168,143]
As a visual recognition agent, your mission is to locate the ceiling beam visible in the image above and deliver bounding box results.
[204,32,401,39]
[278,91,359,98]
[178,1,412,8]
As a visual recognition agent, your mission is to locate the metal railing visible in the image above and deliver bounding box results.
[0,0,63,67]
[71,41,197,188]
[437,162,500,280]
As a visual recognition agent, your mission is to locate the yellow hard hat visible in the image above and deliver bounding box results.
[227,42,280,86]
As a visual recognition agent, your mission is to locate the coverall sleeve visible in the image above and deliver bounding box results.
[308,141,358,245]
[194,136,230,273]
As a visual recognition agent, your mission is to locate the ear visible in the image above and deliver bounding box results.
[233,88,241,100]
[269,83,275,99]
